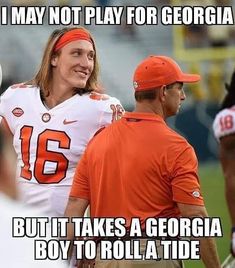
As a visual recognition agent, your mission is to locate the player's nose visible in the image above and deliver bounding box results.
[78,55,90,68]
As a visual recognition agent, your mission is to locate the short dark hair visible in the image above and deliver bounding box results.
[134,88,158,102]
[220,71,235,110]
[134,82,183,102]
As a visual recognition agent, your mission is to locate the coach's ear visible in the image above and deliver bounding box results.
[159,85,167,102]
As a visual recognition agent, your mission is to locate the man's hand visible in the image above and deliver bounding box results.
[231,227,235,257]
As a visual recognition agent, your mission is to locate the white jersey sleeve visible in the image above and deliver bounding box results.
[89,92,125,130]
[0,86,17,131]
[213,106,235,141]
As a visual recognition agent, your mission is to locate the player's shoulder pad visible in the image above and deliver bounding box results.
[89,92,124,111]
[213,106,235,141]
[10,83,34,90]
[0,84,35,103]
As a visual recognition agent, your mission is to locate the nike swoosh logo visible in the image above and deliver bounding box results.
[63,119,78,125]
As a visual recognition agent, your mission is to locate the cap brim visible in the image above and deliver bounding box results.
[178,73,201,83]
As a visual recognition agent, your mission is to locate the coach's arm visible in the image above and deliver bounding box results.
[64,197,89,259]
[177,203,221,268]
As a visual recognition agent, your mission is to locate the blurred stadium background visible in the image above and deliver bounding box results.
[1,0,235,266]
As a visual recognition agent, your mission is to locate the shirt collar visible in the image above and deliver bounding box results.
[123,112,165,123]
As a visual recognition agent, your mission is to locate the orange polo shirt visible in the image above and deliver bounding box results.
[70,112,204,228]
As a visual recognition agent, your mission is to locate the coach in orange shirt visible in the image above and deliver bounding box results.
[65,56,221,268]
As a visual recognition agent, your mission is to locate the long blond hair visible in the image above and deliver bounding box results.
[27,27,100,96]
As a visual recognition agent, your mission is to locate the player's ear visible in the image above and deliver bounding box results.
[159,85,167,102]
[51,55,58,67]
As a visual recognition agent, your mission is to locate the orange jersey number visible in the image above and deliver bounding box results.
[110,104,124,122]
[20,126,33,180]
[219,115,233,132]
[20,126,70,184]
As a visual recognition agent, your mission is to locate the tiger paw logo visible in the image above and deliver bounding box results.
[11,83,33,89]
[12,107,24,117]
[192,190,200,198]
[42,113,51,123]
[133,81,138,89]
[89,92,110,101]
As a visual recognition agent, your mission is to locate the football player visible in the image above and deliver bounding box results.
[0,27,124,217]
[213,70,235,258]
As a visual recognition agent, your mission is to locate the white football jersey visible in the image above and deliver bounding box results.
[213,106,235,141]
[0,85,124,216]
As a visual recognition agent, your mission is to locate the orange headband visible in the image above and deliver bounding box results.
[54,29,93,52]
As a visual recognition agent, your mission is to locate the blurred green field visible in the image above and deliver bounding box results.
[185,162,230,268]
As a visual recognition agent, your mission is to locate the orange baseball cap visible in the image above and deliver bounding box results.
[133,55,200,91]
